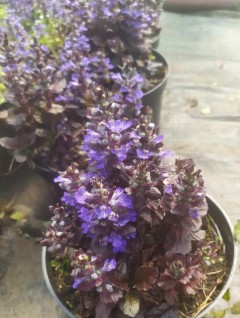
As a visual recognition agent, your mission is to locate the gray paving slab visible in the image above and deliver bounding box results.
[159,10,240,318]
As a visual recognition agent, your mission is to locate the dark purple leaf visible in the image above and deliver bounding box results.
[157,275,177,290]
[166,229,192,255]
[120,224,136,238]
[0,136,18,150]
[48,103,65,114]
[191,229,205,241]
[35,128,48,137]
[95,301,112,318]
[83,295,98,310]
[164,289,179,306]
[0,110,8,118]
[6,113,26,125]
[146,303,178,318]
[181,215,202,232]
[49,79,66,93]
[3,92,21,107]
[140,210,153,224]
[135,266,158,291]
[147,199,164,220]
[100,288,123,304]
[145,187,162,200]
[135,310,146,318]
[76,280,96,292]
[107,271,129,291]
[126,236,143,253]
[91,237,112,258]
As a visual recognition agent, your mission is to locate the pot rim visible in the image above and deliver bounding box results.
[197,194,238,318]
[143,50,169,97]
[42,247,76,318]
[42,194,238,318]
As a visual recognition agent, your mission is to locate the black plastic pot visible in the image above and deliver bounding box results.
[142,51,168,126]
[34,164,59,181]
[42,249,76,318]
[0,121,22,179]
[152,35,160,49]
[42,195,237,318]
[33,164,63,198]
[0,149,15,179]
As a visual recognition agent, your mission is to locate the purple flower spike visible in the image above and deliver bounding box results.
[54,175,66,183]
[102,259,117,272]
[95,206,112,220]
[62,192,76,206]
[189,207,199,220]
[110,188,133,209]
[164,185,173,195]
[152,134,164,145]
[105,120,132,134]
[75,187,94,204]
[160,150,174,158]
[78,207,94,222]
[136,149,153,159]
[81,222,92,234]
[108,232,127,253]
[72,277,85,289]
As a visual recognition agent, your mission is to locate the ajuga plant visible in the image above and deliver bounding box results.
[5,0,166,90]
[61,0,166,91]
[42,88,227,318]
[0,15,86,170]
[0,0,145,171]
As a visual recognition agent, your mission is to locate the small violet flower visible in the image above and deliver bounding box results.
[108,232,127,253]
[102,259,117,272]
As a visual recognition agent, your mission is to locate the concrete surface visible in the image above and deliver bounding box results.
[160,10,240,318]
[0,10,240,318]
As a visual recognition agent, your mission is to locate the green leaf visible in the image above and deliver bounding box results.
[208,310,227,318]
[50,259,60,268]
[10,211,26,221]
[0,4,7,21]
[37,18,63,54]
[231,301,240,314]
[234,220,240,243]
[120,294,140,317]
[0,94,5,105]
[0,68,6,105]
[0,82,6,91]
[0,211,5,219]
[43,221,51,228]
[222,288,230,302]
[213,309,227,318]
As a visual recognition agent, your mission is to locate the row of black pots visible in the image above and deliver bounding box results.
[42,195,238,318]
[142,52,168,125]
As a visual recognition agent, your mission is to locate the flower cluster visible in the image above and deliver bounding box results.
[73,181,137,253]
[42,94,213,318]
[0,13,88,169]
[158,254,206,305]
[76,0,165,91]
[0,0,164,171]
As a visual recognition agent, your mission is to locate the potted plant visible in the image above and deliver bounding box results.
[0,10,88,173]
[144,0,165,48]
[41,88,237,318]
[63,0,168,124]
[0,2,142,174]
[0,0,167,174]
